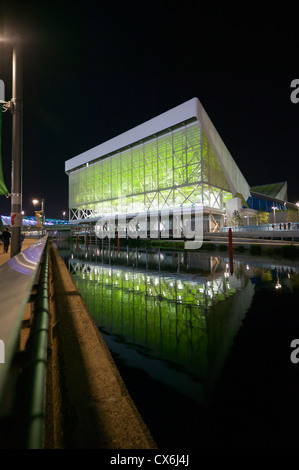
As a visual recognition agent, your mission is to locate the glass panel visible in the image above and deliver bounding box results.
[94,162,102,202]
[186,122,201,148]
[203,184,210,207]
[132,194,145,213]
[158,135,173,190]
[159,189,173,210]
[188,184,202,205]
[121,150,132,195]
[210,187,221,209]
[202,129,230,191]
[132,145,144,194]
[144,142,156,192]
[187,162,201,184]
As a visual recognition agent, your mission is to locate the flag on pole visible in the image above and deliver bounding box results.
[0,104,9,195]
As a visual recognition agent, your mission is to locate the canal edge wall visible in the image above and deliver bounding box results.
[46,242,157,449]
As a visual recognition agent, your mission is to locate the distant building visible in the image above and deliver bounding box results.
[65,98,294,232]
[0,215,69,227]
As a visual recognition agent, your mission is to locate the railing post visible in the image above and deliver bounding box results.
[228,228,233,274]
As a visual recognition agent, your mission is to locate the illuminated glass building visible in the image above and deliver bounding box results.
[65,98,290,231]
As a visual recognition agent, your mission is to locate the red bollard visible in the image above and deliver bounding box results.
[228,228,234,274]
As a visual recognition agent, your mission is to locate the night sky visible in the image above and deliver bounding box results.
[0,1,298,219]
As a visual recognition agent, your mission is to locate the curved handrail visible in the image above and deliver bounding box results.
[0,236,48,402]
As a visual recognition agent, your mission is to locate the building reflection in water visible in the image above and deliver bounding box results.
[67,244,255,404]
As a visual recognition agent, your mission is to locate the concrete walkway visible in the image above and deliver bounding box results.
[0,237,44,358]
[0,237,37,266]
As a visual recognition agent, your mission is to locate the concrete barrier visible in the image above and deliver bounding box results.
[47,243,157,449]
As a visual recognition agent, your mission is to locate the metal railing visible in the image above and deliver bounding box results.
[0,235,49,448]
[222,223,299,232]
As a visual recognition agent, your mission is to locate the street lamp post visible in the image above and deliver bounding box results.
[296,202,299,228]
[0,35,23,257]
[33,198,45,235]
[10,35,23,257]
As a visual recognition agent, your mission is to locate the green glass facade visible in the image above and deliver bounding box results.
[69,121,232,220]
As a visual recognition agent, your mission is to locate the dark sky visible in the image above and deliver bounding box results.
[0,1,299,219]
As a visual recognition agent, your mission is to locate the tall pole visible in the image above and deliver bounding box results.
[41,198,44,235]
[10,34,23,257]
[228,227,233,275]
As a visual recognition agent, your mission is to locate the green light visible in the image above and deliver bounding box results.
[69,121,232,218]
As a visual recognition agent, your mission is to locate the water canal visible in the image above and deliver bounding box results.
[57,239,299,449]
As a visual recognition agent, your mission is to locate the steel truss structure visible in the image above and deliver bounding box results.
[66,98,251,227]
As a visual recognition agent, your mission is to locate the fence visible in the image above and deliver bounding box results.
[222,223,299,233]
[0,235,49,448]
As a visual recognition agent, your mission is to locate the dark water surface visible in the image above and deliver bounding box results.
[57,240,299,449]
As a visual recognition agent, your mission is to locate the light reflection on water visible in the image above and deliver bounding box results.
[58,240,299,448]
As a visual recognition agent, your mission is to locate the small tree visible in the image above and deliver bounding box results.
[256,210,270,225]
[286,209,298,223]
[230,210,243,227]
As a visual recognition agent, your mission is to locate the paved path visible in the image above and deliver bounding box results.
[0,237,37,266]
[0,237,40,352]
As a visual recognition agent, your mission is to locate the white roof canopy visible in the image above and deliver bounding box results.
[65,97,251,200]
